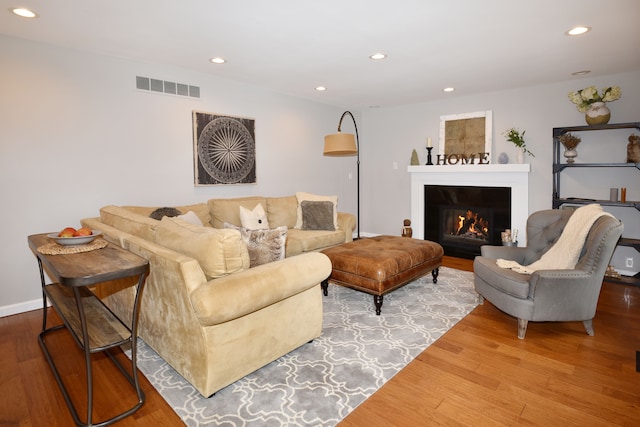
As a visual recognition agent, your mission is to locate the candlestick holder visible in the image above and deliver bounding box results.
[425,147,433,165]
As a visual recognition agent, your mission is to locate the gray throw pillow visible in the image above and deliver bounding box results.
[300,200,336,231]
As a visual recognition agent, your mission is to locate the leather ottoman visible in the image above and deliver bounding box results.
[321,235,444,315]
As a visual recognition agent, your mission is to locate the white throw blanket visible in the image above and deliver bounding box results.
[496,204,614,274]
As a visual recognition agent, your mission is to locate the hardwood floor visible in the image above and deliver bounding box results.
[2,255,639,426]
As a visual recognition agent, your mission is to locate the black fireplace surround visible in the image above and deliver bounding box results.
[424,185,511,259]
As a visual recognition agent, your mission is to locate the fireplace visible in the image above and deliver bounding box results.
[409,164,530,255]
[425,185,511,258]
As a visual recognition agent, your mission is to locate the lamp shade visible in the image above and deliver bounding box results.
[324,132,357,156]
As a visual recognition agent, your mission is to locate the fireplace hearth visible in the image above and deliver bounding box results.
[425,185,511,259]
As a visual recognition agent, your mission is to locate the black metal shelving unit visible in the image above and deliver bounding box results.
[552,122,640,286]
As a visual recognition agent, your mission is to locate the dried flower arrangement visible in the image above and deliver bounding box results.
[558,133,581,150]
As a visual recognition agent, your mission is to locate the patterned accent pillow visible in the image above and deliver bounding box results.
[224,223,287,267]
[300,200,336,231]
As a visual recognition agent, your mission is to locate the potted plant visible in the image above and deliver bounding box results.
[503,128,534,163]
[568,86,621,125]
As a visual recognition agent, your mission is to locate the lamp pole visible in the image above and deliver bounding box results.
[336,111,360,239]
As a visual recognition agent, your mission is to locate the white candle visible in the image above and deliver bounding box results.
[427,137,432,148]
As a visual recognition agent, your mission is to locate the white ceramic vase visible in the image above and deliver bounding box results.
[516,147,525,164]
[585,102,611,125]
[563,148,578,164]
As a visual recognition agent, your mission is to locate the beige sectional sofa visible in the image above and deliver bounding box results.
[81,194,355,397]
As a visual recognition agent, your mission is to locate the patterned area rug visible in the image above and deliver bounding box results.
[130,267,478,426]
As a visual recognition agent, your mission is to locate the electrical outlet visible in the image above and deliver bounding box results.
[626,257,634,268]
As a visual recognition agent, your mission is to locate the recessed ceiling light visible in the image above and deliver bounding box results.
[315,86,326,91]
[209,57,226,64]
[571,70,591,76]
[11,8,38,18]
[369,53,387,60]
[443,87,455,92]
[566,26,591,36]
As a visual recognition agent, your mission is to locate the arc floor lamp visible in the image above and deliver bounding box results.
[324,111,360,239]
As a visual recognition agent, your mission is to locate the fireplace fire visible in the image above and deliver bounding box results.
[440,207,492,251]
[425,185,511,259]
[451,208,490,239]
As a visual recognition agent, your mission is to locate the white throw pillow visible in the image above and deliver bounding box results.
[294,192,338,230]
[177,210,204,227]
[239,203,270,230]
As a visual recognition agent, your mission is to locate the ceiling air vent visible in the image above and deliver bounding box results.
[136,76,200,98]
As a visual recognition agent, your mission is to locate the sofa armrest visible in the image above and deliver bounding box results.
[337,212,356,242]
[81,217,131,248]
[190,252,331,326]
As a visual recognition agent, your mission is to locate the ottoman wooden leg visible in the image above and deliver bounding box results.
[321,279,329,296]
[432,267,439,284]
[374,295,384,315]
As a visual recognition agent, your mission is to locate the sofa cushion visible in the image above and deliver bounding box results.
[224,223,287,267]
[266,196,298,228]
[287,228,345,252]
[300,200,336,231]
[294,192,338,230]
[239,203,270,230]
[208,196,267,229]
[156,217,250,279]
[122,203,211,228]
[100,205,159,241]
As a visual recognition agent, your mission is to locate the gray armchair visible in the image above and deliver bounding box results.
[474,208,623,339]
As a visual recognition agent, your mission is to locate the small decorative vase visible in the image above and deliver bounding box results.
[564,148,578,164]
[516,147,525,164]
[585,102,611,125]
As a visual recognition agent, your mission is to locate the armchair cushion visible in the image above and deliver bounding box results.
[474,256,531,299]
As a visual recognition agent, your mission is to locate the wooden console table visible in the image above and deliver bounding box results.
[28,233,149,427]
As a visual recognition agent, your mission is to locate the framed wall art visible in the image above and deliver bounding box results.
[192,111,256,185]
[439,110,492,162]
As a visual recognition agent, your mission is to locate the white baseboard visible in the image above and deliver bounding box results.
[617,269,638,277]
[0,298,45,318]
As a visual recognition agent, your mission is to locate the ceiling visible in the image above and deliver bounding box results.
[2,0,639,109]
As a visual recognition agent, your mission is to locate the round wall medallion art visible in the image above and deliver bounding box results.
[193,111,256,185]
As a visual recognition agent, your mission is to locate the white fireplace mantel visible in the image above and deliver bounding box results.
[409,164,530,246]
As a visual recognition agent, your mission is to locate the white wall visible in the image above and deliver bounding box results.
[2,34,639,315]
[360,70,640,270]
[0,35,357,315]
